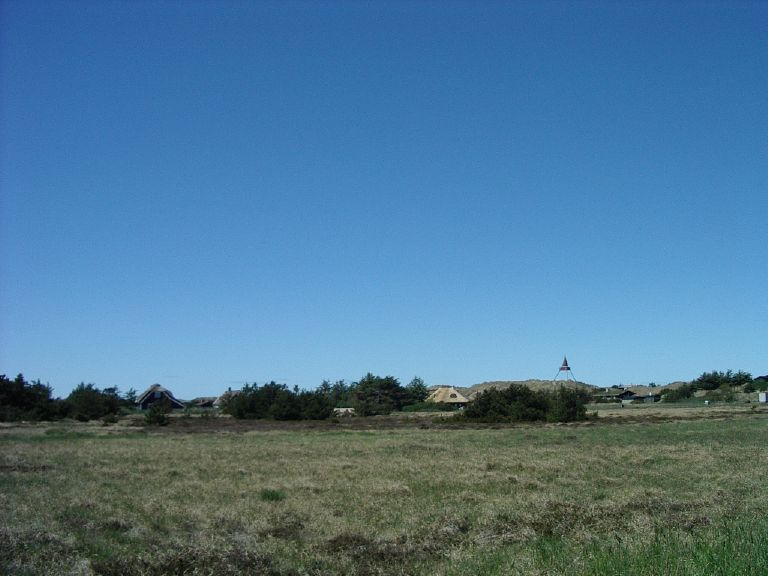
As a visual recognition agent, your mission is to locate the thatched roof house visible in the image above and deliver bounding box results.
[426,386,469,406]
[191,397,216,408]
[136,384,186,410]
[214,389,239,408]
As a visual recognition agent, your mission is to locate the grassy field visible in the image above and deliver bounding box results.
[1,407,767,575]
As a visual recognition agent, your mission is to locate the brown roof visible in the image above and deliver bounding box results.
[214,389,240,407]
[136,383,185,408]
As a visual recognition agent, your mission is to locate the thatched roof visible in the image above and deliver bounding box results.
[214,389,240,407]
[426,386,469,404]
[191,396,217,407]
[136,383,186,409]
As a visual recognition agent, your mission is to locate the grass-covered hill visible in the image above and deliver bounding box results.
[459,379,596,399]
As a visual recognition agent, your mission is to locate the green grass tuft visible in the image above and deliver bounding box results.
[259,488,287,502]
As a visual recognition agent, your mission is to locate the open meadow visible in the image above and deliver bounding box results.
[2,405,767,575]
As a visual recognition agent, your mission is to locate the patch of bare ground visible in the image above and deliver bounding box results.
[139,402,768,432]
[592,402,766,425]
[90,546,288,576]
[0,403,763,438]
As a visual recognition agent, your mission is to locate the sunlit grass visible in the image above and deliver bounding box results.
[1,414,766,575]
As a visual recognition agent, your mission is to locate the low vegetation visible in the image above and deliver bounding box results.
[0,374,135,422]
[1,409,767,575]
[660,370,764,403]
[459,385,589,423]
[4,368,765,424]
[219,374,432,420]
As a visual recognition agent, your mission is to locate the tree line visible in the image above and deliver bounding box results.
[660,370,766,402]
[3,368,764,423]
[0,372,431,423]
[0,374,135,422]
[220,374,430,420]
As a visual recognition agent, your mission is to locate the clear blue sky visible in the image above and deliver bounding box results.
[2,1,766,399]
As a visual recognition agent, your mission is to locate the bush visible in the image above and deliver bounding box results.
[661,384,695,402]
[547,388,588,423]
[459,385,588,423]
[101,413,119,425]
[259,489,286,502]
[144,401,171,426]
[400,402,459,412]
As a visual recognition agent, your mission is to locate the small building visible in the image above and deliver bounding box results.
[191,396,216,408]
[333,407,356,417]
[759,392,768,403]
[621,386,661,404]
[136,384,186,410]
[426,386,469,407]
[214,389,240,408]
[595,388,636,403]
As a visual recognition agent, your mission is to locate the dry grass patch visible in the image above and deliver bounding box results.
[1,414,767,575]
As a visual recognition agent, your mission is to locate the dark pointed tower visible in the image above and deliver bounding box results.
[553,355,576,382]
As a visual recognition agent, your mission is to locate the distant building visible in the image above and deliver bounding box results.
[214,389,240,408]
[759,392,768,404]
[594,387,660,404]
[426,386,469,406]
[136,384,186,410]
[191,397,216,408]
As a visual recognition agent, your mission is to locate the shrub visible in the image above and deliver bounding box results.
[144,401,171,426]
[401,402,458,412]
[661,384,695,402]
[547,388,588,423]
[692,370,752,391]
[460,385,587,423]
[259,489,286,502]
[63,383,121,421]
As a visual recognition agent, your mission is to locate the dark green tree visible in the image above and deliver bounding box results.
[64,383,120,421]
[0,374,61,421]
[352,373,409,416]
[546,388,588,422]
[692,370,752,391]
[462,384,588,423]
[223,381,333,421]
[318,379,354,407]
[144,399,171,425]
[405,376,429,404]
[122,388,138,407]
[269,386,302,420]
[298,390,334,420]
